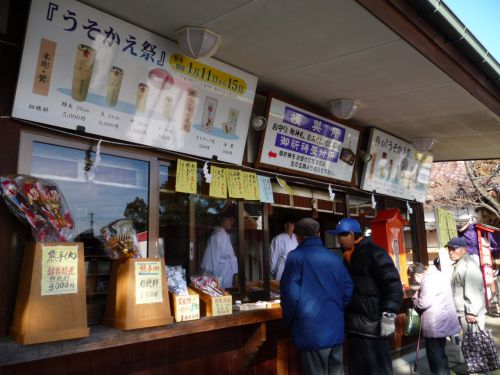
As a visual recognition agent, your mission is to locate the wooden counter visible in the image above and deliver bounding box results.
[0,299,417,374]
[0,308,282,367]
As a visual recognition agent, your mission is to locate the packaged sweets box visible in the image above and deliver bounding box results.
[190,286,232,317]
[169,287,200,322]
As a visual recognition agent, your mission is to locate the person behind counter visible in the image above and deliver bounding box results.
[329,217,403,375]
[269,214,298,280]
[280,218,353,375]
[409,262,461,375]
[200,211,238,289]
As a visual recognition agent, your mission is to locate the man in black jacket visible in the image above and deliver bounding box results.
[329,218,403,375]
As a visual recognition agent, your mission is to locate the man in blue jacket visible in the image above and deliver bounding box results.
[281,218,353,375]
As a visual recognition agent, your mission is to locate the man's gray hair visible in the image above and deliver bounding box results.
[294,218,320,237]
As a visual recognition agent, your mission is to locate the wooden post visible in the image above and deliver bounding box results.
[103,257,173,330]
[10,242,89,345]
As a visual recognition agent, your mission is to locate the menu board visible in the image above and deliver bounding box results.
[257,98,360,183]
[12,0,257,165]
[360,128,433,202]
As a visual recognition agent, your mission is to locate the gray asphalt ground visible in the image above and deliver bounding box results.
[392,314,500,375]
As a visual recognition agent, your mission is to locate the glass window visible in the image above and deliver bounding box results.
[158,160,240,291]
[159,164,189,268]
[348,195,376,234]
[194,197,239,290]
[30,142,149,250]
[244,202,266,300]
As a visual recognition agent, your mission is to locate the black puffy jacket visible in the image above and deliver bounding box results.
[345,237,403,337]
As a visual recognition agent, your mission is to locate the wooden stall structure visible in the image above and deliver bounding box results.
[103,257,173,330]
[10,242,89,345]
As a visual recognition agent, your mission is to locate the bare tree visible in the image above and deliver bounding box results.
[425,160,500,219]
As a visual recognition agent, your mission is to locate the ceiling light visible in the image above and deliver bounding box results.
[411,137,437,152]
[176,27,221,59]
[251,115,267,131]
[359,150,372,163]
[328,99,359,120]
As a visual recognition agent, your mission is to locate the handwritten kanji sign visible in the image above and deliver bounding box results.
[175,159,197,194]
[41,244,78,295]
[135,260,163,304]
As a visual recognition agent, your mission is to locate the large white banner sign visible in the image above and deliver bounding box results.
[12,0,257,164]
[360,128,433,202]
[257,98,360,183]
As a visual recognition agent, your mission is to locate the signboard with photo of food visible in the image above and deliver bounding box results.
[12,0,258,165]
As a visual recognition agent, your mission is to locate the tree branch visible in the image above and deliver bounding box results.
[465,161,500,217]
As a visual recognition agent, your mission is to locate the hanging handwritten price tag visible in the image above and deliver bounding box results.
[209,166,227,198]
[241,172,260,200]
[175,159,197,194]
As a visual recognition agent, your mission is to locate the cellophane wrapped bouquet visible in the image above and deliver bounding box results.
[0,175,74,242]
[100,218,140,259]
[191,274,224,297]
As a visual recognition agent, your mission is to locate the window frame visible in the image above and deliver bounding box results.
[18,129,159,257]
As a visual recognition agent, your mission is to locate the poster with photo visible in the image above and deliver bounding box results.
[12,0,257,165]
[360,128,433,202]
[257,98,360,183]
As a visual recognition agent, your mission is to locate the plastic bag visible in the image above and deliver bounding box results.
[100,219,140,259]
[191,274,223,297]
[166,265,188,295]
[0,175,74,242]
[404,307,421,336]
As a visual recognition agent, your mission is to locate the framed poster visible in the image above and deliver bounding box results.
[360,128,433,202]
[256,97,360,184]
[12,0,257,165]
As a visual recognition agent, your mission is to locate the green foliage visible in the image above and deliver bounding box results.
[124,197,148,232]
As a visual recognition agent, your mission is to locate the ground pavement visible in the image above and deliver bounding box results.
[392,314,500,374]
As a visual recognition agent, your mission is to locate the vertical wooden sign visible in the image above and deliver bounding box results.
[11,242,89,345]
[103,257,173,330]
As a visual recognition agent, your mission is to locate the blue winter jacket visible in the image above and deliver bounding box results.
[280,236,353,350]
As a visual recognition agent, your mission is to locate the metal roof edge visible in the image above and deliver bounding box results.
[408,0,500,87]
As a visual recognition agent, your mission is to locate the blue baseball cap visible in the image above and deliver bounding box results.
[328,218,362,235]
[446,237,466,249]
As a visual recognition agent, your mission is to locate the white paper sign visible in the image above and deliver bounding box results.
[360,128,433,202]
[135,261,163,304]
[41,244,78,295]
[257,175,274,203]
[258,98,360,182]
[13,0,258,165]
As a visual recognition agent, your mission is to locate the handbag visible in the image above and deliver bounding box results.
[462,323,500,373]
[404,307,421,336]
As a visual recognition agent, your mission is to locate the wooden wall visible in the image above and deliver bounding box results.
[0,321,302,375]
[0,0,29,337]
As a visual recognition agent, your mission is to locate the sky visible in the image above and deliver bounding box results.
[444,0,500,62]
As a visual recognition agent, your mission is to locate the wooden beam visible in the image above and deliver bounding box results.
[241,322,267,369]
